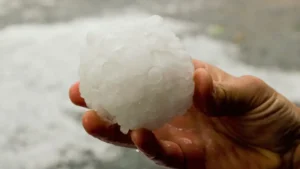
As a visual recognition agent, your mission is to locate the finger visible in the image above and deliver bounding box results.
[69,82,87,107]
[192,59,233,81]
[82,110,135,148]
[175,138,205,169]
[193,68,215,116]
[194,69,264,116]
[131,129,185,168]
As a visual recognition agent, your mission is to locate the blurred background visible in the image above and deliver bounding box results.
[0,0,300,169]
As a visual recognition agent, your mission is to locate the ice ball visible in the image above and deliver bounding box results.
[79,15,195,134]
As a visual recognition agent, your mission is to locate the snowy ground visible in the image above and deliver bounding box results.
[1,1,300,169]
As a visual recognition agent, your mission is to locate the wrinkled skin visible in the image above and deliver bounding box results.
[69,59,300,169]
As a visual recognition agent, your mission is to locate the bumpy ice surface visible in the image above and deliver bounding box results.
[79,15,195,133]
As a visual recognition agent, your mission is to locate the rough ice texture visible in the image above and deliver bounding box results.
[79,15,195,133]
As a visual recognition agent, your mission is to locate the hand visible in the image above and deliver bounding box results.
[69,59,300,169]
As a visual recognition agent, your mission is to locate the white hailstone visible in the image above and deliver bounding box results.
[79,15,194,134]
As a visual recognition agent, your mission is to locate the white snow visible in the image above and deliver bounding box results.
[0,10,299,169]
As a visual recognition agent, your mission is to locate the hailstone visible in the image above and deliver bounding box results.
[79,15,195,134]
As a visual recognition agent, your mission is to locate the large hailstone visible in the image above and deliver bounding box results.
[79,15,195,134]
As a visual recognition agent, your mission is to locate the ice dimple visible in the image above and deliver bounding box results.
[114,44,124,51]
[147,67,163,85]
[151,50,174,66]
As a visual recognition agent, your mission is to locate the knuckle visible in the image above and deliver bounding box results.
[240,75,262,83]
[239,75,267,89]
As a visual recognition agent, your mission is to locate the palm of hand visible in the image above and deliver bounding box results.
[151,106,280,169]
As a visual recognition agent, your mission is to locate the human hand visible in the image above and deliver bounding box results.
[69,59,300,169]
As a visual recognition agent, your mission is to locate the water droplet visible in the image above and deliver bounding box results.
[135,149,140,152]
[180,138,192,145]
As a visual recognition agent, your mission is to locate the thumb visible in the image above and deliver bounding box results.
[193,68,262,117]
